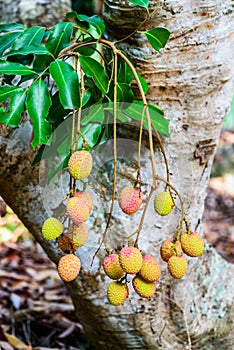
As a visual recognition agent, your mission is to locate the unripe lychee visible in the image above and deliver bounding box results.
[167,256,188,279]
[57,254,81,282]
[154,191,174,216]
[67,223,88,249]
[75,191,93,213]
[103,254,125,280]
[42,217,64,240]
[160,239,182,262]
[107,281,129,306]
[132,276,156,298]
[138,255,161,282]
[66,197,89,225]
[119,246,143,274]
[181,231,204,257]
[118,186,142,215]
[68,150,92,180]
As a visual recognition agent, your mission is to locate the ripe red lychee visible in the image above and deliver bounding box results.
[132,276,156,298]
[68,150,93,180]
[119,246,143,274]
[75,191,93,213]
[66,197,90,225]
[138,255,161,282]
[160,239,182,262]
[67,223,88,249]
[118,186,142,215]
[154,191,174,216]
[57,254,81,282]
[107,281,129,306]
[42,217,64,240]
[103,254,125,280]
[167,256,188,279]
[181,231,204,257]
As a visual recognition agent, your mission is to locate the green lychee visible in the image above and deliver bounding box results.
[118,186,142,215]
[167,256,188,279]
[160,239,182,262]
[68,150,93,180]
[42,217,64,240]
[154,191,174,216]
[103,254,125,280]
[181,231,204,257]
[107,281,129,306]
[57,254,81,282]
[119,246,143,274]
[132,276,156,298]
[138,255,161,282]
[66,197,90,225]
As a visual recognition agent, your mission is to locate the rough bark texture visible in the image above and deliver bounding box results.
[0,0,72,26]
[0,0,234,349]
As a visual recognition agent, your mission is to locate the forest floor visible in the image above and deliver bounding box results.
[0,130,233,350]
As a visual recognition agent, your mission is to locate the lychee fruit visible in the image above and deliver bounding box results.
[107,281,129,306]
[160,239,182,262]
[68,150,93,180]
[66,197,90,225]
[154,191,174,216]
[181,231,204,257]
[42,217,64,240]
[75,191,93,213]
[103,254,125,280]
[119,246,143,274]
[57,254,81,282]
[58,235,74,253]
[167,256,188,279]
[132,276,156,298]
[138,255,161,282]
[67,223,89,249]
[118,186,142,215]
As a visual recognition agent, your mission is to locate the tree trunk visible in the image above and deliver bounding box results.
[0,0,234,349]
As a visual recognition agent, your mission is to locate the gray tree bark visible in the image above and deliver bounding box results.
[0,0,234,349]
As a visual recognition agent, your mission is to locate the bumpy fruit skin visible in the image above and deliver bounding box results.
[58,235,73,253]
[154,191,174,216]
[118,186,142,215]
[138,255,161,282]
[68,150,92,180]
[42,218,64,240]
[160,239,182,262]
[167,256,188,279]
[75,191,93,213]
[119,246,143,274]
[57,254,81,282]
[107,281,129,306]
[66,197,89,225]
[132,276,156,298]
[103,254,125,280]
[67,223,88,249]
[181,231,204,257]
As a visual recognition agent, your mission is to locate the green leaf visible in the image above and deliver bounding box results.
[77,14,105,37]
[79,56,109,95]
[145,27,170,52]
[47,92,71,126]
[0,60,37,75]
[81,104,105,125]
[10,26,46,51]
[49,60,80,109]
[7,44,51,57]
[124,100,170,137]
[0,32,22,56]
[137,72,148,94]
[116,83,134,103]
[0,85,23,102]
[0,91,26,127]
[46,22,73,57]
[26,79,52,148]
[0,23,25,32]
[128,0,149,9]
[118,59,134,84]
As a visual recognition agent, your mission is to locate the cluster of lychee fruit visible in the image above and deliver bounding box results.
[41,149,93,283]
[103,246,161,306]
